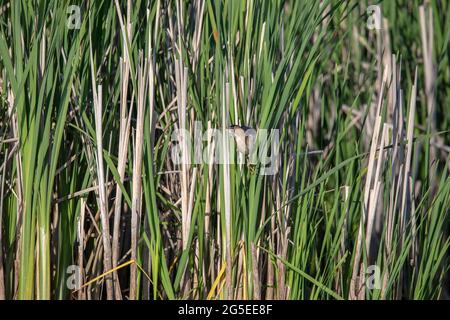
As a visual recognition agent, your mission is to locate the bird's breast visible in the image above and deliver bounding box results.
[234,134,248,154]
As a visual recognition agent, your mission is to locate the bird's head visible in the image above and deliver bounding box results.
[228,124,240,135]
[228,124,251,136]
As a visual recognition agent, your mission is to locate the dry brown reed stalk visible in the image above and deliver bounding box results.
[92,84,114,300]
[222,81,232,299]
[129,53,148,299]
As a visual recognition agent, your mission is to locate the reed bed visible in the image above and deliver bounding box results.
[0,0,449,300]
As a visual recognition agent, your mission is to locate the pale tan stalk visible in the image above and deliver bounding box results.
[419,4,437,184]
[93,85,114,300]
[129,53,148,300]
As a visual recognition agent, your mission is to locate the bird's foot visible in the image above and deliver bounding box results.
[248,163,257,175]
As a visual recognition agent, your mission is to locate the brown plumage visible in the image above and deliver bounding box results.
[228,125,256,155]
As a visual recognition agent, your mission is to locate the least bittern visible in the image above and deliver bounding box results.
[228,124,257,173]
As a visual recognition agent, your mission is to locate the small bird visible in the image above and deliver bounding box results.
[228,124,256,155]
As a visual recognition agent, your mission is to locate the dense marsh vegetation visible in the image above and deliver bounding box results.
[0,0,449,300]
